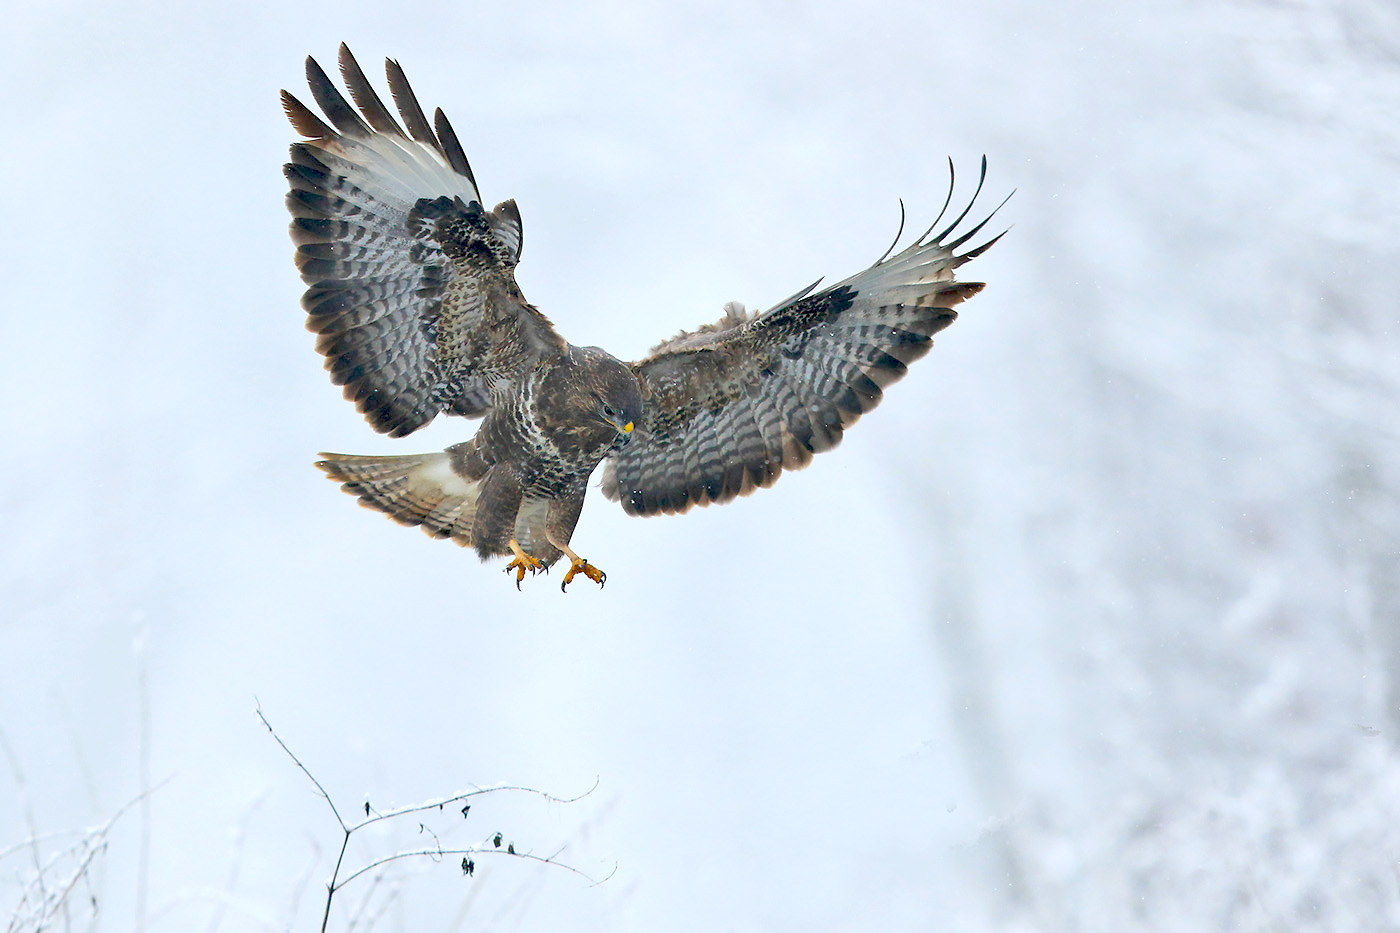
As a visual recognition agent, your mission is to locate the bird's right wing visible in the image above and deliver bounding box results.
[283,44,565,437]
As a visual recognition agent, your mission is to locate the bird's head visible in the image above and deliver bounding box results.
[544,347,644,453]
[589,358,644,448]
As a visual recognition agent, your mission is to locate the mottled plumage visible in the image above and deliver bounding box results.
[285,45,1006,589]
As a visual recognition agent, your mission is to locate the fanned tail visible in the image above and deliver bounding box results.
[316,451,483,545]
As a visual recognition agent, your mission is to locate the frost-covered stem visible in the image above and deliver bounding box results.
[0,726,47,921]
[257,703,609,931]
[336,843,612,889]
[136,645,152,933]
[5,783,164,933]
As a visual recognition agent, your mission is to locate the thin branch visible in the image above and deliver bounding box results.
[5,781,170,933]
[335,845,610,890]
[136,640,152,933]
[345,777,600,834]
[255,703,609,932]
[255,703,349,834]
[283,833,324,930]
[203,795,263,933]
[0,726,47,919]
[0,831,93,863]
[322,834,350,933]
[417,822,443,861]
[343,870,396,933]
[254,704,351,933]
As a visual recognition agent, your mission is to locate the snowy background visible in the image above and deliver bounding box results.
[4,0,1400,930]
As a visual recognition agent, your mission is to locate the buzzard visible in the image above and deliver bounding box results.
[284,45,1005,590]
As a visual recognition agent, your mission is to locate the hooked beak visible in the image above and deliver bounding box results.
[604,416,635,437]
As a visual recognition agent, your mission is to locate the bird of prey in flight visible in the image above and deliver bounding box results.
[283,44,1006,590]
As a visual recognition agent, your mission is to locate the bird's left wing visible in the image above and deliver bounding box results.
[283,44,564,437]
[601,160,1007,516]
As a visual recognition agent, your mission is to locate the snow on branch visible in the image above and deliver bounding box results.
[255,705,614,932]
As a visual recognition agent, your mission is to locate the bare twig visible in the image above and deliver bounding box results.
[255,705,348,832]
[341,777,601,836]
[136,638,153,933]
[0,726,47,925]
[204,795,264,933]
[4,781,169,933]
[343,870,397,933]
[255,704,609,932]
[336,843,611,890]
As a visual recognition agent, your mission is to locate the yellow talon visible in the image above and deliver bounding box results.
[561,557,606,592]
[504,540,544,590]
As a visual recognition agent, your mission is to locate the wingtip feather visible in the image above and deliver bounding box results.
[282,90,334,139]
[434,107,479,190]
[337,43,404,137]
[384,56,441,152]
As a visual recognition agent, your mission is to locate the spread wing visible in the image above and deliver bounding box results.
[283,44,565,437]
[601,159,1007,516]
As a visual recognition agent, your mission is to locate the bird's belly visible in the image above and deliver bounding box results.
[517,460,593,500]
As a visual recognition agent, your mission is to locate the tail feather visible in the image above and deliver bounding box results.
[316,451,483,545]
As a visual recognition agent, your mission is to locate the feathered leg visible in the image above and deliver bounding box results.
[465,467,544,589]
[545,496,605,592]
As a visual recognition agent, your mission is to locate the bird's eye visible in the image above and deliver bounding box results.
[603,405,615,417]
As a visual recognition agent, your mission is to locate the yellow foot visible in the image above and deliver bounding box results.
[504,540,545,590]
[561,557,606,593]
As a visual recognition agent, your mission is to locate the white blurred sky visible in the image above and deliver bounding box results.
[3,1,1400,930]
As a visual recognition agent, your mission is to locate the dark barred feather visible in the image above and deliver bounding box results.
[602,161,1004,516]
[316,451,483,545]
[290,47,1008,572]
[283,44,561,437]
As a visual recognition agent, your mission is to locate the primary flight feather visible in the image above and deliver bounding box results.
[284,44,1006,590]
